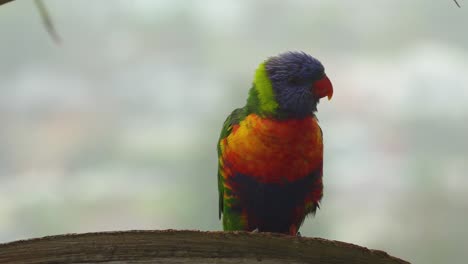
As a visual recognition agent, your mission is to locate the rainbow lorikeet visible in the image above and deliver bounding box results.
[217,51,333,235]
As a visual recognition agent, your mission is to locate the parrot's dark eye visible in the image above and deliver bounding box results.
[313,72,326,81]
[288,77,307,86]
[289,78,299,85]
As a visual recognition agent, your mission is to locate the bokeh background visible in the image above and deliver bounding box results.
[1,0,467,263]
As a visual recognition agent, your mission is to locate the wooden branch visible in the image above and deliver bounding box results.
[0,230,408,263]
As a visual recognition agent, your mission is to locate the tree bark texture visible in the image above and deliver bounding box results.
[0,230,409,263]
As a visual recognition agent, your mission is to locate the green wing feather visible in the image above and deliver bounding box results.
[217,107,246,219]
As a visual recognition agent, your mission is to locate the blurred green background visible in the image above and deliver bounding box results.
[1,0,467,263]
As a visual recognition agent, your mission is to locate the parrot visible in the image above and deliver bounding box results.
[217,51,333,235]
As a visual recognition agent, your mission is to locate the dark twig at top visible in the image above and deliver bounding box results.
[34,0,61,44]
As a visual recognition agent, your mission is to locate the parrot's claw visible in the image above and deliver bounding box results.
[251,228,259,233]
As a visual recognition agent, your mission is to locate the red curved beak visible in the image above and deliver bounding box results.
[313,75,333,101]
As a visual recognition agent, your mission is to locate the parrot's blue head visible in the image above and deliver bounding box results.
[264,51,333,117]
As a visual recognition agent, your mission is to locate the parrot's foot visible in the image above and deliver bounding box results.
[296,231,302,237]
[251,228,259,233]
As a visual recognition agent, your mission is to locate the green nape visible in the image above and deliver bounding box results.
[247,62,278,116]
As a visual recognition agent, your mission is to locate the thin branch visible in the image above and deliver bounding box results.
[0,0,61,44]
[34,0,61,44]
[0,0,14,6]
[454,0,461,7]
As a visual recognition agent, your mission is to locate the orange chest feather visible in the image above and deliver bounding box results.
[221,114,323,183]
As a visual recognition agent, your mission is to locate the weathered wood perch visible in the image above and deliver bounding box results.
[0,230,408,263]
